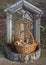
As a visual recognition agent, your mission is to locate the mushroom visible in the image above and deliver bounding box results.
[20,39,23,43]
[15,41,21,45]
[26,39,29,43]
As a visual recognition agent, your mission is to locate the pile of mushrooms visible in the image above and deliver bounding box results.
[14,39,32,46]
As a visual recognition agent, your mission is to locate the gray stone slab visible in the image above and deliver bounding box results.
[0,47,46,65]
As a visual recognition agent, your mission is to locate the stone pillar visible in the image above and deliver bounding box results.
[33,14,40,44]
[6,13,12,43]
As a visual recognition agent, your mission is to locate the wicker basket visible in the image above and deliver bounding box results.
[14,31,38,54]
[15,42,37,54]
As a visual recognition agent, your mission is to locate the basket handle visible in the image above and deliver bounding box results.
[26,30,35,43]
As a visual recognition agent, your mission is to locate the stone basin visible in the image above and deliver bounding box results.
[4,44,41,62]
